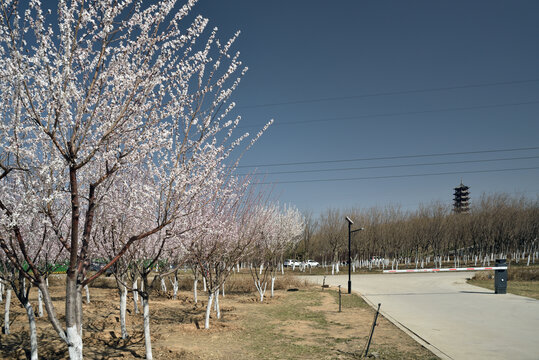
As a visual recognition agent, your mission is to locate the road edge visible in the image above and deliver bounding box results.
[357,291,452,360]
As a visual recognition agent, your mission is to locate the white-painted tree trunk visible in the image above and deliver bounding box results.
[203,277,207,292]
[143,297,153,360]
[204,292,214,329]
[222,282,225,297]
[193,279,198,303]
[260,281,267,302]
[281,263,284,275]
[336,262,340,273]
[172,278,178,300]
[214,290,220,319]
[255,280,267,302]
[160,278,167,292]
[4,289,11,334]
[37,288,44,317]
[84,285,90,304]
[133,280,139,314]
[331,264,334,275]
[259,264,263,275]
[271,276,275,298]
[24,301,39,360]
[120,285,128,339]
[66,326,83,360]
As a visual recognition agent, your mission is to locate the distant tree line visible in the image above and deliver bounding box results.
[293,193,539,268]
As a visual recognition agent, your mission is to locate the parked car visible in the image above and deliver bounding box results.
[89,261,113,276]
[89,262,104,271]
[304,260,319,267]
[284,259,301,267]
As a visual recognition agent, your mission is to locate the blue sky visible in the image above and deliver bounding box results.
[191,0,539,214]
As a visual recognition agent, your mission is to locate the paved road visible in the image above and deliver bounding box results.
[302,272,539,360]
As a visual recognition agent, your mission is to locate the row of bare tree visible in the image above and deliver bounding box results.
[296,193,538,267]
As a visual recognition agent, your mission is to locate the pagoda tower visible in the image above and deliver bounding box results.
[453,182,470,213]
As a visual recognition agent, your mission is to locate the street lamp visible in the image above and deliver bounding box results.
[346,216,364,294]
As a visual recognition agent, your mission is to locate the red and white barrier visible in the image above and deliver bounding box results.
[383,266,507,274]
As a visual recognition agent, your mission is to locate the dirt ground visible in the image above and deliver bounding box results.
[0,277,436,359]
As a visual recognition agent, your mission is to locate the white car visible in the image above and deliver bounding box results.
[284,259,301,267]
[304,260,319,267]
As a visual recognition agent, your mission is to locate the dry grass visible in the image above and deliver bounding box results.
[471,265,539,281]
[0,280,435,359]
[469,265,539,300]
[45,271,308,294]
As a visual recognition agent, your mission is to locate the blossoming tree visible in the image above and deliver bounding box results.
[249,204,304,302]
[0,1,270,359]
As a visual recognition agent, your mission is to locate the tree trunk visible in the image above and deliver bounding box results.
[214,290,220,319]
[260,284,265,302]
[204,292,214,329]
[24,301,39,360]
[65,276,83,360]
[160,278,166,292]
[84,285,90,304]
[193,279,198,304]
[172,275,178,300]
[143,295,153,360]
[37,288,44,317]
[66,325,83,360]
[3,288,10,334]
[120,285,128,339]
[271,276,275,298]
[37,282,67,343]
[133,279,139,314]
[203,277,207,292]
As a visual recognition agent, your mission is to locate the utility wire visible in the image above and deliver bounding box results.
[237,99,539,129]
[239,78,539,109]
[238,146,539,168]
[239,155,539,176]
[256,166,539,185]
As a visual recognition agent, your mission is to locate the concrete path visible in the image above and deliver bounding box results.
[302,273,539,360]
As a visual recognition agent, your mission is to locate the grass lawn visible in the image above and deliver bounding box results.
[0,274,437,359]
[240,288,437,359]
[467,265,539,300]
[467,279,539,300]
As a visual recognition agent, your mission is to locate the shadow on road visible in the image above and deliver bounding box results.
[459,290,493,294]
[363,290,493,296]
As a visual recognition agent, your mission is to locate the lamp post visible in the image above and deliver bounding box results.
[346,216,364,294]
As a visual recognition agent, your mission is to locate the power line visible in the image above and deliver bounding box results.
[256,166,539,185]
[238,146,539,168]
[237,99,539,129]
[238,155,539,176]
[239,78,539,109]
